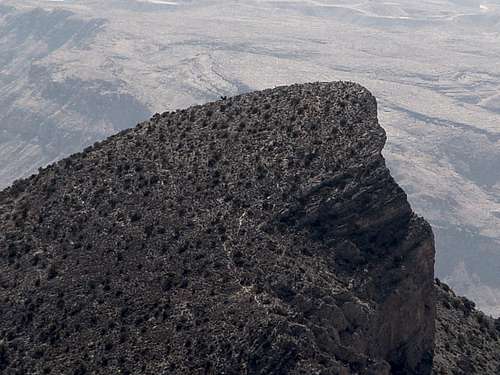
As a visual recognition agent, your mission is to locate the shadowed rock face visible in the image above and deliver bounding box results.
[0,82,435,374]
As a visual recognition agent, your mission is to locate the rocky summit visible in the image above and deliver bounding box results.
[0,82,495,375]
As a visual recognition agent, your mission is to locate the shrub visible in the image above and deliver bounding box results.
[130,212,142,222]
[0,341,8,369]
[47,265,58,280]
[73,362,87,375]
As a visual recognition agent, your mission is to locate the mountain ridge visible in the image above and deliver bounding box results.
[0,82,498,374]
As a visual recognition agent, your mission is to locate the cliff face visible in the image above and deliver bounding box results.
[0,82,435,374]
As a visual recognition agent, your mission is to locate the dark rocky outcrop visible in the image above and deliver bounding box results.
[1,82,437,374]
[433,280,500,374]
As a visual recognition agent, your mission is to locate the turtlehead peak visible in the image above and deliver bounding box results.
[2,82,437,374]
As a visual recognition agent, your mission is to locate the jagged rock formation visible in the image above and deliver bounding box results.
[0,82,437,374]
[433,280,500,374]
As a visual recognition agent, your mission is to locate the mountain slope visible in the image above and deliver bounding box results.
[0,82,435,374]
[2,0,500,315]
[434,280,500,374]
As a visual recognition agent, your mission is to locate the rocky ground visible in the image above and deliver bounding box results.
[433,279,500,374]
